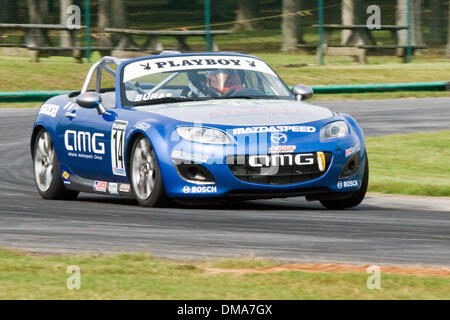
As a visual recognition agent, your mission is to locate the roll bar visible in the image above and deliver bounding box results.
[80,56,125,94]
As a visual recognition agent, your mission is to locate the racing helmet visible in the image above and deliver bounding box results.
[206,69,243,95]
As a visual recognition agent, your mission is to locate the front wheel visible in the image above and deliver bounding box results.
[32,129,79,200]
[130,136,168,207]
[320,152,369,210]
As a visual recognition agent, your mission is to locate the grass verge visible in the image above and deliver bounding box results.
[0,249,448,300]
[0,54,449,107]
[366,131,450,197]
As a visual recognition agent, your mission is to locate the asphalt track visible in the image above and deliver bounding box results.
[0,98,449,267]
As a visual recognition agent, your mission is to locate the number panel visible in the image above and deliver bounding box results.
[111,120,129,176]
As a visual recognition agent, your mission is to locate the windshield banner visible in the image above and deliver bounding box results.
[123,55,277,82]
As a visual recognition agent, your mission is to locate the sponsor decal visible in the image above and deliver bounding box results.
[61,169,70,185]
[39,104,60,117]
[64,130,105,158]
[271,133,288,144]
[345,144,361,158]
[93,181,107,192]
[249,153,314,168]
[337,180,359,189]
[317,151,326,172]
[172,150,208,163]
[209,106,306,118]
[135,92,173,102]
[111,120,128,176]
[108,182,119,195]
[119,184,130,193]
[63,101,78,111]
[140,62,151,70]
[182,186,217,194]
[233,125,316,135]
[123,55,276,82]
[268,145,296,154]
[133,122,151,131]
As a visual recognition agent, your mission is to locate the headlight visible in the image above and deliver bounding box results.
[320,121,349,141]
[176,127,233,144]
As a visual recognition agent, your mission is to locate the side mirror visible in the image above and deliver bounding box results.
[292,84,313,101]
[76,92,106,115]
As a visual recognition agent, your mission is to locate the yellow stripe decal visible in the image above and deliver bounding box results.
[317,152,326,172]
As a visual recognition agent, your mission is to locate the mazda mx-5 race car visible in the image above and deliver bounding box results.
[31,51,368,209]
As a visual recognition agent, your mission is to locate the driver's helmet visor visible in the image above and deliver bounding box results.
[207,70,237,94]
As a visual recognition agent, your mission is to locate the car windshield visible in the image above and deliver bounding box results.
[122,55,293,106]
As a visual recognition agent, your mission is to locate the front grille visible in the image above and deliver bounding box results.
[226,152,332,185]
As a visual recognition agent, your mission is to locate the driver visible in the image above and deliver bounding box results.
[206,69,244,96]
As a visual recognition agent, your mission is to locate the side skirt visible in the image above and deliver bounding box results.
[64,174,132,197]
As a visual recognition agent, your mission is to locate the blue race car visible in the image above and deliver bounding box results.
[31,51,368,209]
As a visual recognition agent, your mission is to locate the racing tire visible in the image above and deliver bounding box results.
[130,136,168,207]
[320,151,369,210]
[32,129,79,200]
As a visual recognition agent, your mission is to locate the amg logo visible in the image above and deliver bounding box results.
[249,153,314,167]
[65,130,105,154]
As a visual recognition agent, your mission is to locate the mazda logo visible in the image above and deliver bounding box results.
[271,133,288,144]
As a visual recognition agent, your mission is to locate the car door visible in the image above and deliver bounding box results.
[57,103,118,181]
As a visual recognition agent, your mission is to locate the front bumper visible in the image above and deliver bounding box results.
[161,134,366,199]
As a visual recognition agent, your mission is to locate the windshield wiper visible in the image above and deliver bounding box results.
[132,95,290,106]
[133,97,200,106]
[218,95,285,100]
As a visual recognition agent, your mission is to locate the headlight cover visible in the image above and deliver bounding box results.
[320,121,349,141]
[176,127,233,144]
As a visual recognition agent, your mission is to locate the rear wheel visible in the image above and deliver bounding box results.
[33,129,79,200]
[130,136,167,207]
[320,152,369,210]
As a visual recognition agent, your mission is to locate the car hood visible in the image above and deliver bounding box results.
[135,99,334,126]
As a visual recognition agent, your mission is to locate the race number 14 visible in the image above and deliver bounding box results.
[111,120,128,176]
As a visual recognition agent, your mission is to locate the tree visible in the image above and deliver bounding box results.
[412,0,425,47]
[211,0,230,20]
[397,0,425,48]
[281,0,304,51]
[98,0,112,47]
[0,0,18,23]
[60,0,72,47]
[27,0,49,25]
[27,0,49,46]
[430,0,445,45]
[447,2,450,57]
[111,0,128,29]
[234,0,260,30]
[341,0,366,45]
[110,0,128,48]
